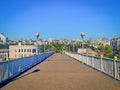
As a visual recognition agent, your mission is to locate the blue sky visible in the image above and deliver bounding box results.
[0,0,120,40]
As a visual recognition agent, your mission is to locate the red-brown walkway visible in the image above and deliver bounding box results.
[1,53,120,90]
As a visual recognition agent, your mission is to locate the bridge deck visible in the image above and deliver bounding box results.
[1,53,120,90]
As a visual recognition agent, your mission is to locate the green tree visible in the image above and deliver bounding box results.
[52,43,65,52]
[118,45,120,59]
[98,44,113,58]
[104,45,113,57]
[98,44,104,52]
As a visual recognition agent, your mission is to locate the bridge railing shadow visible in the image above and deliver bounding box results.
[13,69,40,81]
[0,52,54,88]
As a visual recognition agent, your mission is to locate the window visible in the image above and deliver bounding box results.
[21,49,23,52]
[19,49,20,52]
[24,49,26,52]
[27,49,29,52]
[32,49,36,53]
[15,49,17,52]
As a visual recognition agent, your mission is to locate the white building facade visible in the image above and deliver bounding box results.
[0,33,8,44]
[9,45,37,60]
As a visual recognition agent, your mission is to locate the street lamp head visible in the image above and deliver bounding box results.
[36,32,39,39]
[36,32,40,55]
[81,32,85,39]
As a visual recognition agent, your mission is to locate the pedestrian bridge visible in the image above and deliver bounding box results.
[0,52,120,90]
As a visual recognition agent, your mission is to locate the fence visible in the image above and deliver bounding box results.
[0,52,54,85]
[65,52,120,80]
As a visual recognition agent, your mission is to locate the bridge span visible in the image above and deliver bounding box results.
[1,53,120,90]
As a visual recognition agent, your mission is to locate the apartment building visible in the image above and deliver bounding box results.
[110,37,120,53]
[9,44,37,59]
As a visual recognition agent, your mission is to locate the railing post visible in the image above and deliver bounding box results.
[36,55,38,64]
[86,54,88,65]
[113,56,117,79]
[7,60,10,79]
[87,56,90,65]
[82,54,83,63]
[92,55,94,68]
[100,55,103,72]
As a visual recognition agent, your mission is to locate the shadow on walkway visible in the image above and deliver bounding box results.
[13,69,40,81]
[0,69,40,89]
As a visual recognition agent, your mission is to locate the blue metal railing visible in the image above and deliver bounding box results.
[0,52,54,85]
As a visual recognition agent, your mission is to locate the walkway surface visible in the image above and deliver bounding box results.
[1,53,120,90]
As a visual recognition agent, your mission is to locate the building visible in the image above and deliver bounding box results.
[110,37,120,53]
[9,44,37,60]
[0,33,8,44]
[0,49,9,62]
[101,38,110,46]
[96,38,110,46]
[47,38,53,44]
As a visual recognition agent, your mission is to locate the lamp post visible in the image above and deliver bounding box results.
[43,39,46,53]
[72,39,75,52]
[36,32,39,55]
[44,41,48,53]
[81,32,85,53]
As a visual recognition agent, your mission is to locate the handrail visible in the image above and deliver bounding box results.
[65,52,120,81]
[0,52,55,85]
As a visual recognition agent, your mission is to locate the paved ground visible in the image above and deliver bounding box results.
[1,53,120,90]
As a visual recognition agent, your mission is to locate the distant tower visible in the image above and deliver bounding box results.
[36,32,39,40]
[35,32,40,55]
[80,32,85,53]
[80,32,85,39]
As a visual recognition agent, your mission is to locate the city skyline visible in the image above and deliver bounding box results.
[0,0,120,40]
